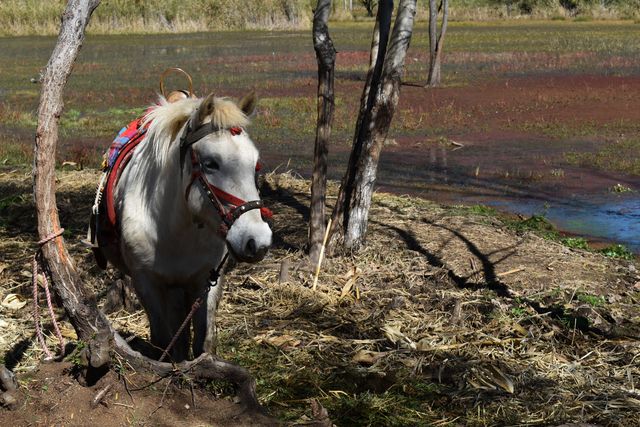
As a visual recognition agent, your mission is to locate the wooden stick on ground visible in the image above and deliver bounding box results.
[313,218,332,291]
[496,267,526,277]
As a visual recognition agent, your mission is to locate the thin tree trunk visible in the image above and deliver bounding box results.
[427,0,448,87]
[428,0,437,82]
[33,0,112,368]
[329,0,417,252]
[328,0,393,250]
[309,0,336,264]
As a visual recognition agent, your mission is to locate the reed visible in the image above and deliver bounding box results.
[1,1,638,36]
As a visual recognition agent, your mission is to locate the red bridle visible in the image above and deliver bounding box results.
[183,126,273,237]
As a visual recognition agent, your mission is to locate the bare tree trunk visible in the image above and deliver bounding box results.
[309,0,336,264]
[427,0,448,87]
[329,0,417,252]
[428,0,437,81]
[33,0,112,368]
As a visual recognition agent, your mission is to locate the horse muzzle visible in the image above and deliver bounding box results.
[225,217,272,263]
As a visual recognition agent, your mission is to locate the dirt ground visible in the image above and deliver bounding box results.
[0,167,638,426]
[0,362,277,426]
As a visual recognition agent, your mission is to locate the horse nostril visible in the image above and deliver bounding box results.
[246,238,257,257]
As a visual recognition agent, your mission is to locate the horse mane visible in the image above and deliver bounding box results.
[142,95,251,169]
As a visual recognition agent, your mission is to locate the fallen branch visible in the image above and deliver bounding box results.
[91,383,112,408]
[0,364,18,410]
[112,333,263,413]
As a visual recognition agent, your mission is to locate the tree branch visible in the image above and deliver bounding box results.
[113,334,263,412]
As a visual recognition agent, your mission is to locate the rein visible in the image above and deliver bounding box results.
[158,252,229,363]
[180,118,273,237]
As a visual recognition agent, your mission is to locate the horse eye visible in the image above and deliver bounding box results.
[203,159,220,170]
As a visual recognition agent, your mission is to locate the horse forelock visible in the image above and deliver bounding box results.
[142,96,251,170]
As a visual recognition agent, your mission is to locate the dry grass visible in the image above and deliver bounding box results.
[0,167,639,424]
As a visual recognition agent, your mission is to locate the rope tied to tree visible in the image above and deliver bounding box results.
[32,228,67,360]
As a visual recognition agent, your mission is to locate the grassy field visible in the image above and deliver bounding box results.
[1,20,640,168]
[0,0,639,35]
[1,22,639,254]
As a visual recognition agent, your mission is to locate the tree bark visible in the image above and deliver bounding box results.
[33,0,111,368]
[427,0,448,87]
[309,0,336,264]
[328,0,416,252]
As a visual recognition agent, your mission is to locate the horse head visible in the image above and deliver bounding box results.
[179,92,272,263]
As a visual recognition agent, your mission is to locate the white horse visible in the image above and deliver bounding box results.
[99,92,272,361]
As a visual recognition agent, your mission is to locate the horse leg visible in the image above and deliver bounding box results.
[162,286,190,362]
[131,274,172,358]
[191,277,225,356]
[133,275,189,361]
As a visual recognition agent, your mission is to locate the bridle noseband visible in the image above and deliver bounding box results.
[180,117,272,237]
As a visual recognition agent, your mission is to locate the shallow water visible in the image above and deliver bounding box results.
[1,24,639,252]
[375,138,640,252]
[489,196,640,252]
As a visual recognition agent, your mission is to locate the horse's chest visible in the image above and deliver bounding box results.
[144,233,223,283]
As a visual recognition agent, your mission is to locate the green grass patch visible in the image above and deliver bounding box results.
[0,140,32,165]
[446,204,498,218]
[565,138,640,176]
[510,306,526,317]
[599,244,635,260]
[217,332,444,424]
[507,214,559,240]
[576,293,606,307]
[560,237,589,250]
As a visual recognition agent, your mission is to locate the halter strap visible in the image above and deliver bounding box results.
[181,119,273,237]
[181,120,220,147]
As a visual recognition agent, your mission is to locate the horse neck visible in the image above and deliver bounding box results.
[137,138,192,236]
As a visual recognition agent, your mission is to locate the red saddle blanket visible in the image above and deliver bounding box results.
[91,112,152,267]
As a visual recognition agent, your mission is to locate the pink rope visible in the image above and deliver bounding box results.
[32,228,66,360]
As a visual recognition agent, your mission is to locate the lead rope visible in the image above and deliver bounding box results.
[92,171,108,215]
[32,229,67,360]
[158,252,230,362]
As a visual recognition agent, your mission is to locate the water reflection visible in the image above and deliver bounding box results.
[377,140,640,253]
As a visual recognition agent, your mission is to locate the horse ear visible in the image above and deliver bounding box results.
[197,92,216,125]
[238,91,257,116]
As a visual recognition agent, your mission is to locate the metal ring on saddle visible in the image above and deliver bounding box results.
[159,67,195,99]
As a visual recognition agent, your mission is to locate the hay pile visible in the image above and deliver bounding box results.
[0,167,638,425]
